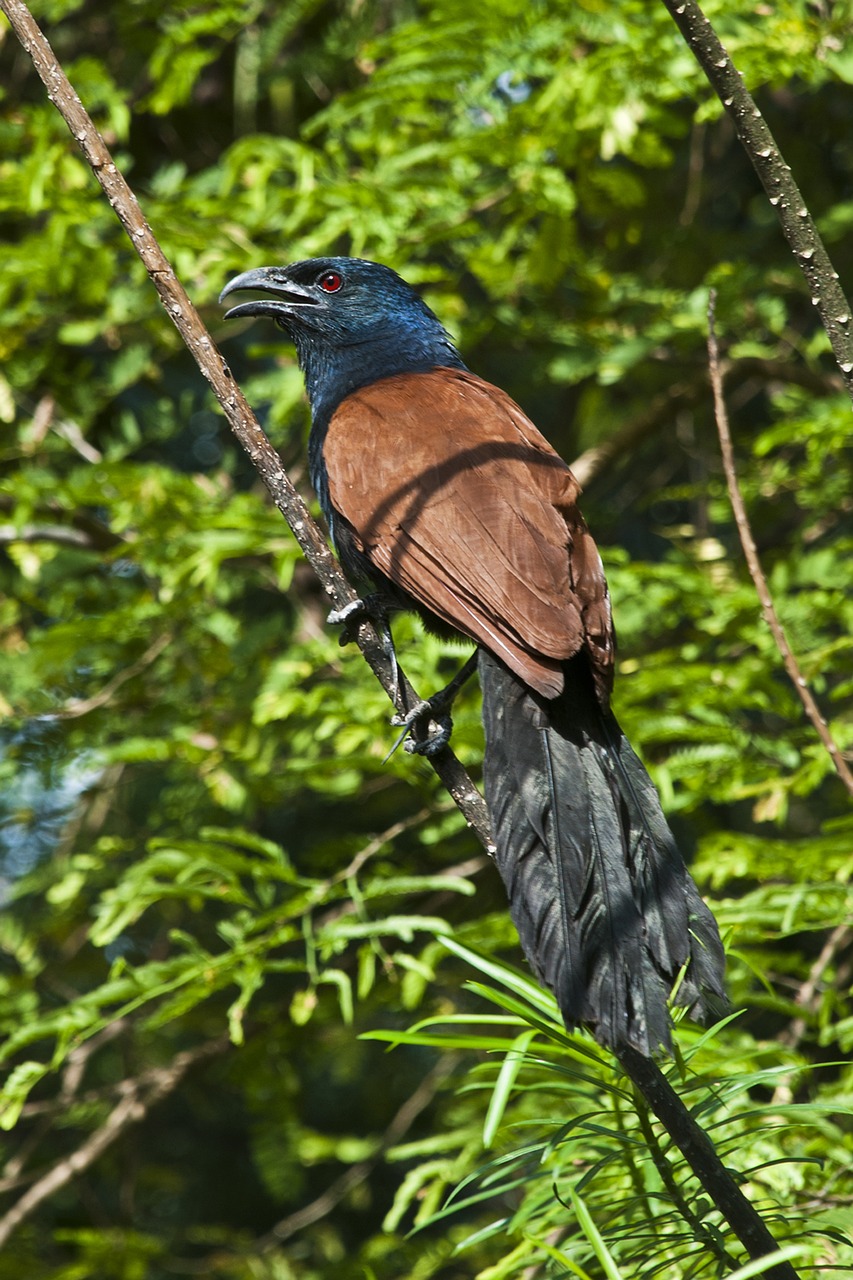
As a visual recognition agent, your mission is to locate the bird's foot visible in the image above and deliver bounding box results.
[327,596,374,643]
[386,651,479,759]
[389,699,453,758]
[328,595,400,701]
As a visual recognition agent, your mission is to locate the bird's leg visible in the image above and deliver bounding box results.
[389,649,480,758]
[327,595,399,699]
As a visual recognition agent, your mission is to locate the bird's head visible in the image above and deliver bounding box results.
[220,257,464,422]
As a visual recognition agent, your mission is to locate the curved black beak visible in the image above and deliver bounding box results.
[219,267,319,321]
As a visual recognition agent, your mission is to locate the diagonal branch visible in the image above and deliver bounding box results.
[0,523,106,550]
[569,359,843,491]
[45,633,173,719]
[0,0,490,848]
[256,1053,459,1249]
[661,0,853,399]
[569,373,710,488]
[707,294,853,798]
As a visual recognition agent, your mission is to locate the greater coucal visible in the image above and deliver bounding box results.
[221,257,726,1056]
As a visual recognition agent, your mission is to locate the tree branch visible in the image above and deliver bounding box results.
[569,358,843,491]
[772,923,853,1104]
[0,1035,229,1249]
[661,0,853,399]
[0,1021,131,1195]
[0,0,491,849]
[0,523,105,550]
[707,295,853,797]
[570,374,710,488]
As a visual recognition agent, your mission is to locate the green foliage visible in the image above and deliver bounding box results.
[366,943,852,1277]
[1,0,852,1276]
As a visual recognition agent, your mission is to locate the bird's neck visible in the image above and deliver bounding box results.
[298,324,466,437]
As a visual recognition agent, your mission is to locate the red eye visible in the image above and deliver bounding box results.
[319,271,343,293]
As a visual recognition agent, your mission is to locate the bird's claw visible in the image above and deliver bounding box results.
[327,597,368,627]
[389,700,453,758]
[328,595,400,700]
[327,597,369,646]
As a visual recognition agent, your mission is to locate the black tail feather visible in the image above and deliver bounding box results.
[478,649,726,1056]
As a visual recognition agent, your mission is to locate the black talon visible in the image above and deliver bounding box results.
[390,700,453,757]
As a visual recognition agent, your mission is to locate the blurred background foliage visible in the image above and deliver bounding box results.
[0,0,852,1276]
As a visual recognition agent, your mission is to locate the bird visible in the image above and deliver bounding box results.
[220,256,726,1056]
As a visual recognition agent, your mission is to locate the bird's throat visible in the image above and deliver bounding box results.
[296,325,465,437]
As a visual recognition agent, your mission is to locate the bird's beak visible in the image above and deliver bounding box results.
[219,267,319,321]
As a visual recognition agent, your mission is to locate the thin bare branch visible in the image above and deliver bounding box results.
[0,524,103,550]
[52,418,103,463]
[0,1035,229,1249]
[167,1060,461,1270]
[43,633,172,720]
[0,497,124,550]
[258,1054,459,1249]
[772,923,853,1104]
[570,373,710,488]
[569,358,843,491]
[0,1022,131,1195]
[707,294,853,797]
[15,392,103,462]
[661,0,853,399]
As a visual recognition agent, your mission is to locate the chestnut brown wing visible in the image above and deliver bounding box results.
[323,367,613,702]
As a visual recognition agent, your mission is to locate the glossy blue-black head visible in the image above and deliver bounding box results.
[220,257,465,423]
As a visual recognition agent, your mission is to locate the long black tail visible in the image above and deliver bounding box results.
[478,649,726,1056]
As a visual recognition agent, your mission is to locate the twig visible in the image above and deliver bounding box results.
[52,418,104,464]
[169,1059,453,1270]
[661,0,853,400]
[568,357,842,491]
[0,1021,130,1194]
[569,374,710,489]
[15,391,103,462]
[780,923,853,1051]
[0,524,104,550]
[772,923,853,1104]
[707,295,853,797]
[59,1019,130,1104]
[257,1054,459,1248]
[44,632,172,720]
[679,120,707,227]
[0,0,491,849]
[0,1035,229,1248]
[288,806,486,933]
[0,497,122,549]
